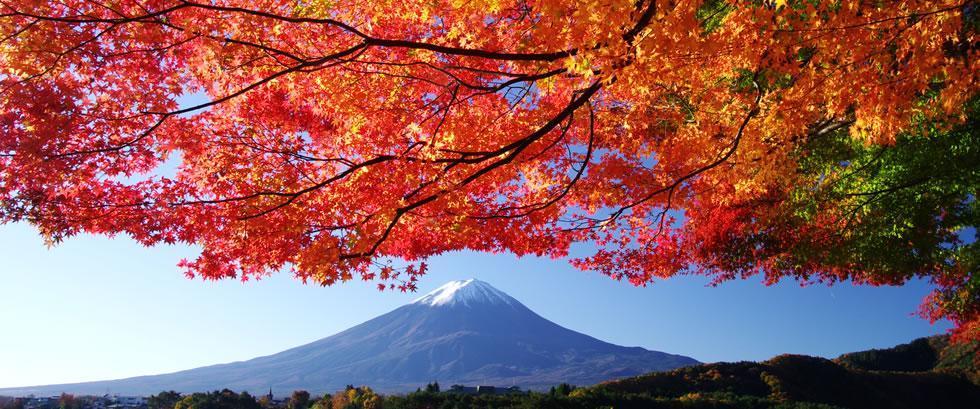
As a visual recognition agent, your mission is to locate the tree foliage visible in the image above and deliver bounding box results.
[149,391,183,409]
[0,397,23,409]
[174,389,262,409]
[0,1,976,336]
[837,334,980,382]
[288,390,311,409]
[331,386,382,409]
[56,394,79,409]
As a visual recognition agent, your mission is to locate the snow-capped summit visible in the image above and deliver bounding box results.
[411,278,517,307]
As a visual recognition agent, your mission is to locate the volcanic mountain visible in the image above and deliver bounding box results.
[1,279,697,395]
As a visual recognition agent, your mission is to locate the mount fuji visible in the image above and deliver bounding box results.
[1,279,697,395]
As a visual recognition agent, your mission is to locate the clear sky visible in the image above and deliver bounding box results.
[0,221,951,388]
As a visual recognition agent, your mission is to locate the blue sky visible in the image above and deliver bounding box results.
[0,221,951,388]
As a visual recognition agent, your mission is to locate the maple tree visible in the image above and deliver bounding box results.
[0,1,976,338]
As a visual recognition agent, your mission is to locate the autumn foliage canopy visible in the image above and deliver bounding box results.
[0,1,976,338]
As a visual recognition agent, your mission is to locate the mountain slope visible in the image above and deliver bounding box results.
[0,279,697,395]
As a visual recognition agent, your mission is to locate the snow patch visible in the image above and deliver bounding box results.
[412,279,516,307]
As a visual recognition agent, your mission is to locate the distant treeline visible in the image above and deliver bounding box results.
[3,335,977,409]
[1,385,847,409]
